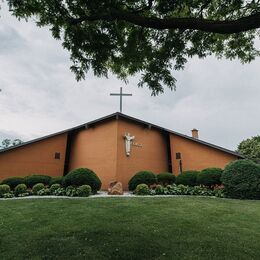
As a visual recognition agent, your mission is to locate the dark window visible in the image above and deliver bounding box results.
[176,152,181,160]
[55,152,61,159]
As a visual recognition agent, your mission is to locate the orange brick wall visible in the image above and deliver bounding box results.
[170,134,238,175]
[0,133,68,180]
[68,121,118,190]
[116,120,169,189]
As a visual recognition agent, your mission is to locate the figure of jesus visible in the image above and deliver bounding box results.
[124,133,135,156]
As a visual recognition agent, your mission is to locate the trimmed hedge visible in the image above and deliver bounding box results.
[128,171,157,191]
[221,160,260,199]
[176,171,199,186]
[14,184,27,196]
[32,183,45,195]
[63,168,101,193]
[0,184,11,196]
[50,177,63,186]
[78,185,92,197]
[1,177,25,190]
[24,175,51,188]
[157,172,176,186]
[197,168,223,187]
[135,184,150,195]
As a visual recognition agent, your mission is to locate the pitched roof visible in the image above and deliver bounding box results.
[0,112,244,158]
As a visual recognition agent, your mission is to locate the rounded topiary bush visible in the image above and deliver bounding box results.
[63,168,101,193]
[135,184,150,195]
[0,184,11,196]
[32,183,45,195]
[176,171,199,186]
[197,168,223,187]
[78,185,92,197]
[221,160,260,199]
[14,184,27,196]
[1,177,25,190]
[128,171,157,191]
[157,172,176,186]
[24,175,51,188]
[50,177,63,186]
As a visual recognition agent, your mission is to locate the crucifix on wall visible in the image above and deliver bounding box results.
[110,87,132,113]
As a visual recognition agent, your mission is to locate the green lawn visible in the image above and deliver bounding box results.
[0,197,259,260]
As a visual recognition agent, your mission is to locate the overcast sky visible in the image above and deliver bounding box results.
[0,3,259,151]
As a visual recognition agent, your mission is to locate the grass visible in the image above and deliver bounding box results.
[0,197,259,260]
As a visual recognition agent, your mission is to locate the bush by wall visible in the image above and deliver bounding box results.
[176,171,199,186]
[0,184,11,196]
[14,184,28,196]
[221,160,260,199]
[135,184,150,195]
[128,171,157,191]
[24,175,51,188]
[63,168,101,193]
[50,177,63,186]
[157,172,176,186]
[197,168,223,187]
[32,183,45,195]
[1,177,25,190]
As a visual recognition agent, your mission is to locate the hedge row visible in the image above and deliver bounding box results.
[130,159,260,199]
[128,168,222,191]
[0,168,102,194]
[0,183,92,198]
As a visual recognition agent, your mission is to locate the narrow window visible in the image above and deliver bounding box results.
[176,152,181,160]
[55,152,61,160]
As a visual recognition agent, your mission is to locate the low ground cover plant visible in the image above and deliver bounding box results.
[135,183,224,197]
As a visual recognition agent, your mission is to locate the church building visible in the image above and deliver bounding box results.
[0,113,243,190]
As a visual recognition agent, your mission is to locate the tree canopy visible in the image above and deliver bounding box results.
[237,136,260,163]
[0,138,23,149]
[5,0,260,95]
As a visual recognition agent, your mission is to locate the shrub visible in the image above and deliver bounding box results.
[157,172,176,186]
[50,177,63,186]
[197,168,223,188]
[24,175,51,188]
[128,171,157,191]
[37,188,50,196]
[63,168,101,193]
[155,184,165,195]
[65,186,79,197]
[53,187,66,196]
[2,193,14,198]
[14,184,28,196]
[1,177,25,190]
[50,184,61,194]
[221,160,260,199]
[32,183,45,195]
[176,171,199,186]
[135,184,150,195]
[0,184,11,196]
[78,185,92,197]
